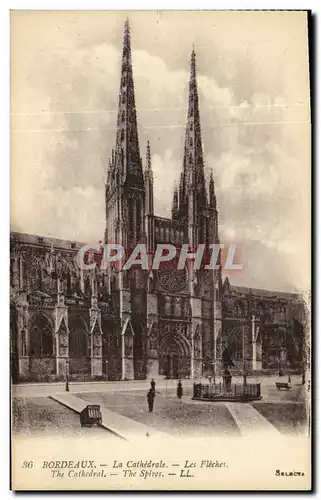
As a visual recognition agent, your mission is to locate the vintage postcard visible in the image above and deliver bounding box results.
[10,10,311,491]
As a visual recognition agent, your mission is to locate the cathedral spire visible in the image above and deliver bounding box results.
[179,49,207,216]
[114,18,143,186]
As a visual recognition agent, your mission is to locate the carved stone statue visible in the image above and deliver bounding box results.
[222,368,232,392]
[45,244,56,274]
[222,347,235,369]
[124,332,133,357]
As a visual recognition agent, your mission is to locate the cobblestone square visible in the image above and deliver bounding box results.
[12,377,309,439]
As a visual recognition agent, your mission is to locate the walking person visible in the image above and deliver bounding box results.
[177,380,183,399]
[147,388,155,412]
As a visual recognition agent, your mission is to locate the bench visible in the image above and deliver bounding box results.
[275,382,291,391]
[80,404,102,427]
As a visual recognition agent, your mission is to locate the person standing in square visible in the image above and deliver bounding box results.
[177,380,183,399]
[147,389,155,412]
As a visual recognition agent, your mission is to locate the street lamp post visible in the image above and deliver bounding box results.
[65,358,70,392]
[212,361,216,385]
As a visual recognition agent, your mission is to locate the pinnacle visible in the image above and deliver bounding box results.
[145,141,152,172]
[124,18,131,42]
[112,18,142,184]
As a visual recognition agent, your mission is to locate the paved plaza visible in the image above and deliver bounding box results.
[12,376,309,440]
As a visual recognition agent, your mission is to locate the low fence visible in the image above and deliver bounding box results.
[193,382,261,400]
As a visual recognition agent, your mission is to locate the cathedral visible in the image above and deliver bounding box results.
[10,21,307,383]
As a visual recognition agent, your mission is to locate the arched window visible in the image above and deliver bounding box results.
[69,318,88,357]
[84,275,91,296]
[228,332,242,360]
[189,137,193,146]
[189,153,193,165]
[69,330,87,357]
[30,315,53,357]
[28,256,43,291]
[120,129,125,141]
[102,315,116,354]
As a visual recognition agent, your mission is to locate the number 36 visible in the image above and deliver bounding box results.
[22,461,34,469]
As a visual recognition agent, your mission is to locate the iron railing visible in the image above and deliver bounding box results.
[193,382,261,400]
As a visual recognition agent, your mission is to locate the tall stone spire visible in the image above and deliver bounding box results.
[105,19,144,247]
[179,48,207,218]
[113,18,143,187]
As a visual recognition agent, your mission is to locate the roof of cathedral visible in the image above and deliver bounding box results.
[223,277,302,302]
[10,231,88,252]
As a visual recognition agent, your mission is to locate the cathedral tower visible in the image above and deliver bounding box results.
[104,19,146,381]
[177,49,208,249]
[105,19,145,251]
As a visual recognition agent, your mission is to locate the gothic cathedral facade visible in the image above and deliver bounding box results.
[10,21,306,382]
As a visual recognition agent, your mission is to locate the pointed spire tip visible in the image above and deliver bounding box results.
[123,17,131,44]
[190,46,196,78]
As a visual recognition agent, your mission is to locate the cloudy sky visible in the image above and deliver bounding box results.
[11,11,310,292]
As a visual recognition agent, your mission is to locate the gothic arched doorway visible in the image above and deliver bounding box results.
[29,312,55,377]
[159,331,191,379]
